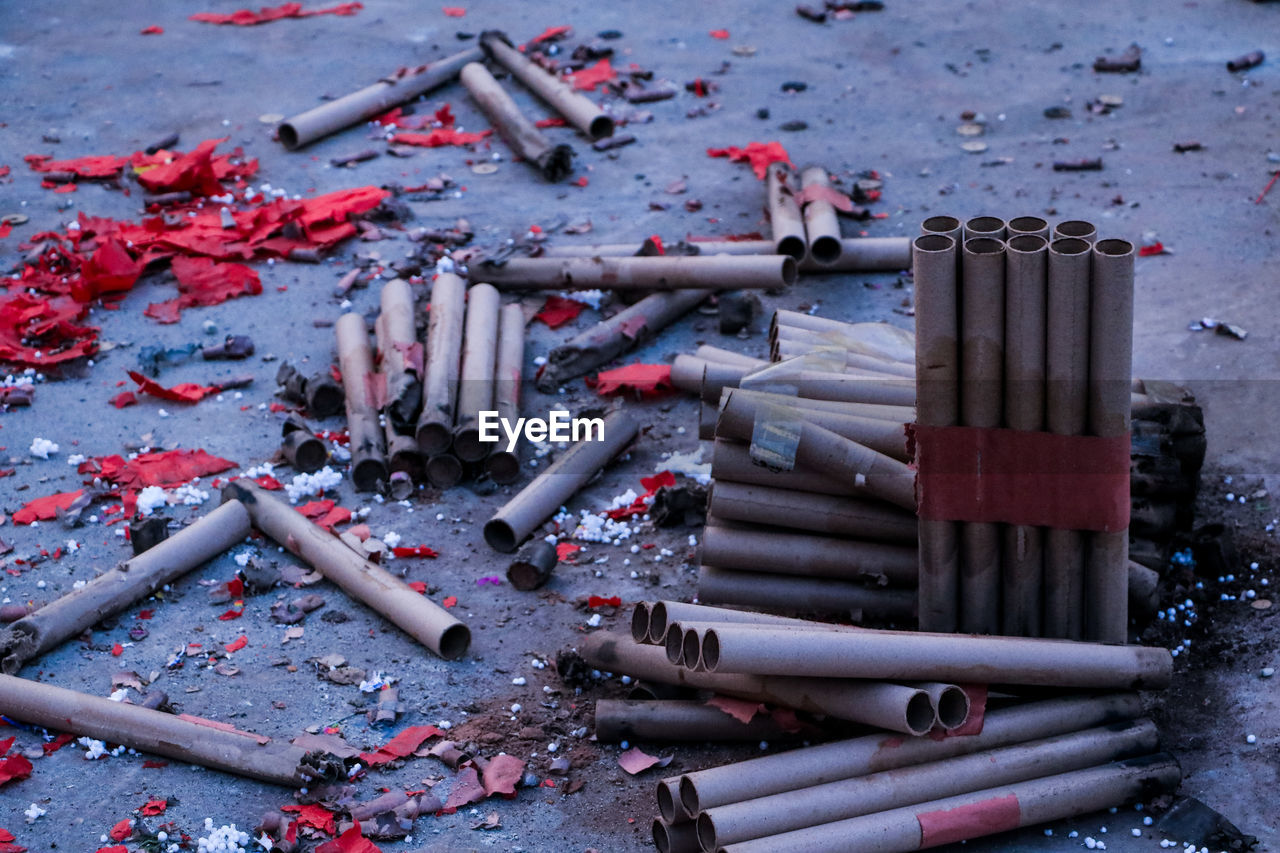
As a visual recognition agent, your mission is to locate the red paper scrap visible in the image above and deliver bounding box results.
[390,129,492,148]
[442,596,458,608]
[140,25,164,34]
[223,635,248,653]
[314,823,381,853]
[75,238,145,303]
[706,141,794,180]
[407,581,427,594]
[13,489,85,525]
[440,766,486,813]
[442,5,465,15]
[569,58,616,91]
[480,754,525,796]
[535,117,568,128]
[145,256,262,324]
[587,595,622,609]
[359,725,446,765]
[191,2,363,26]
[391,545,439,558]
[0,752,32,787]
[42,734,74,755]
[617,746,663,775]
[534,295,586,329]
[95,848,127,853]
[530,25,571,43]
[574,176,589,187]
[79,449,235,489]
[793,183,854,212]
[297,499,352,530]
[592,364,673,398]
[1138,242,1165,257]
[0,292,99,368]
[0,224,10,240]
[281,803,336,835]
[555,542,581,562]
[110,391,137,408]
[605,470,674,520]
[709,28,729,38]
[108,819,132,842]
[0,827,24,853]
[707,695,765,724]
[111,643,124,656]
[139,798,168,816]
[127,371,220,403]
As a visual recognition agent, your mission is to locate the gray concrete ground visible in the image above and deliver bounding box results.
[0,1,1278,851]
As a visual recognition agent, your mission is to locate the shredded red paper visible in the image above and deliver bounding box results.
[707,695,765,724]
[110,391,138,408]
[441,6,465,15]
[617,746,661,775]
[442,596,458,608]
[281,803,337,835]
[140,25,164,34]
[390,129,492,148]
[556,542,581,562]
[530,25,571,43]
[314,823,381,853]
[0,827,25,853]
[587,595,622,609]
[0,749,32,787]
[13,489,85,525]
[223,635,248,653]
[190,2,363,26]
[42,734,74,755]
[297,499,352,530]
[440,766,486,813]
[605,470,674,519]
[709,28,730,38]
[533,295,586,329]
[391,545,439,558]
[592,364,673,398]
[480,753,525,797]
[108,820,132,842]
[146,257,262,323]
[568,58,616,91]
[127,371,221,403]
[706,141,795,180]
[359,725,446,765]
[1139,242,1166,257]
[79,449,235,489]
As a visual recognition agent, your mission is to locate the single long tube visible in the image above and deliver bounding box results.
[707,482,917,544]
[702,524,917,586]
[480,31,614,140]
[484,301,527,483]
[336,313,389,491]
[452,283,501,461]
[767,163,807,259]
[697,565,916,620]
[416,272,466,454]
[473,254,798,291]
[460,61,573,181]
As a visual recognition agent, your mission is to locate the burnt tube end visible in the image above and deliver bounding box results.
[417,422,454,456]
[452,427,487,463]
[277,122,302,151]
[351,458,389,493]
[541,144,576,182]
[425,453,464,489]
[438,623,471,660]
[589,115,616,141]
[482,450,521,485]
[484,518,519,553]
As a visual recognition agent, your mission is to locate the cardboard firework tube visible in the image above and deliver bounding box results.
[771,310,912,358]
[1002,235,1049,637]
[1086,239,1136,644]
[0,500,250,674]
[698,565,916,620]
[699,402,718,440]
[767,162,807,260]
[595,700,796,742]
[727,388,914,426]
[425,452,464,488]
[765,373,917,408]
[654,817,701,853]
[705,722,1163,852]
[769,321,916,366]
[645,600,858,646]
[480,32,614,140]
[484,409,638,552]
[658,777,690,824]
[720,754,1181,853]
[794,422,917,511]
[459,61,573,182]
[417,272,467,454]
[336,313,389,492]
[708,482,917,544]
[276,362,344,418]
[537,289,708,392]
[703,523,917,585]
[507,538,557,591]
[222,480,470,659]
[377,278,423,433]
[698,623,1172,688]
[717,391,909,462]
[673,354,715,394]
[0,673,313,785]
[963,216,1006,241]
[710,439,856,497]
[798,237,911,273]
[700,362,754,403]
[484,301,526,483]
[1007,216,1050,239]
[452,283,501,462]
[769,332,916,377]
[678,692,1143,817]
[579,633,932,735]
[1053,220,1097,244]
[799,167,842,265]
[916,682,971,730]
[921,215,962,241]
[475,255,798,291]
[281,416,328,473]
[277,46,482,149]
[1045,237,1093,639]
[913,232,961,634]
[959,237,1007,634]
[695,345,768,368]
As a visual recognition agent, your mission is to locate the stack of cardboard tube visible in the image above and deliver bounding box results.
[913,216,1134,643]
[577,602,1174,853]
[668,313,921,621]
[336,276,527,495]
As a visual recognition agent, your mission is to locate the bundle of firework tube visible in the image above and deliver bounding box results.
[577,602,1174,853]
[332,276,528,495]
[913,216,1137,642]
